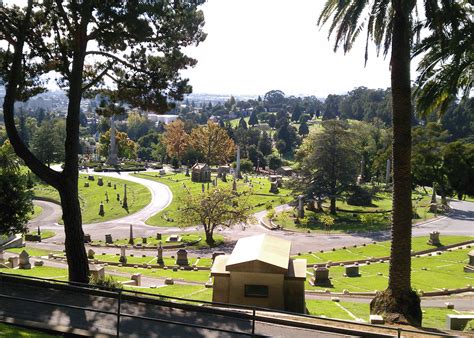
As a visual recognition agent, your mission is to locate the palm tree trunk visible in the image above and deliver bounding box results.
[370,1,422,326]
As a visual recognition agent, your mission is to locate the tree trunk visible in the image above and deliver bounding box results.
[330,196,336,215]
[371,1,422,326]
[59,184,89,283]
[205,228,215,246]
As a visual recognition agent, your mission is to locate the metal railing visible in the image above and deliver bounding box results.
[0,272,455,338]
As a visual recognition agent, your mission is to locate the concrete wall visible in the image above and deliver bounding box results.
[212,275,230,303]
[284,279,305,313]
[227,272,284,309]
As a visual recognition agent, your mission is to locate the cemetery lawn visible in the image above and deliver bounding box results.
[306,248,473,293]
[133,172,292,227]
[34,174,151,224]
[28,204,43,220]
[305,300,473,330]
[0,266,69,280]
[6,247,61,257]
[127,284,212,302]
[273,189,436,233]
[26,230,56,240]
[293,235,474,265]
[0,322,61,337]
[95,253,213,268]
[92,232,224,250]
[106,266,211,283]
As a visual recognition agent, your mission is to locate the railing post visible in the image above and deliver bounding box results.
[252,308,256,336]
[398,327,401,338]
[116,289,122,338]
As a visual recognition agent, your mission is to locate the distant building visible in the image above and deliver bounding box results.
[276,166,294,176]
[211,234,306,313]
[147,114,179,125]
[191,163,211,182]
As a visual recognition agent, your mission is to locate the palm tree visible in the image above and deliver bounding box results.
[318,0,421,325]
[318,0,471,326]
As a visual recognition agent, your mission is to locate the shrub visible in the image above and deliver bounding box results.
[347,186,372,206]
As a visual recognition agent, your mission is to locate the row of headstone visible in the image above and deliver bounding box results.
[312,264,361,286]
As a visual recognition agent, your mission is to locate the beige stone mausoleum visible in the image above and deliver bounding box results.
[211,234,306,313]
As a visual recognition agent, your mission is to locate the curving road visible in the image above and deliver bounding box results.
[28,170,474,255]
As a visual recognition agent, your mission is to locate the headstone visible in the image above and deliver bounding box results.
[222,172,227,182]
[84,234,91,243]
[84,182,89,188]
[345,265,360,277]
[89,265,105,280]
[166,235,181,243]
[157,242,164,265]
[165,277,174,285]
[105,192,109,203]
[119,246,127,264]
[185,167,190,177]
[88,175,95,181]
[202,183,205,193]
[269,181,279,194]
[128,224,134,245]
[116,193,120,201]
[122,184,128,209]
[99,202,105,216]
[428,231,441,246]
[131,273,142,286]
[464,250,474,273]
[105,234,113,244]
[34,260,44,267]
[297,195,305,219]
[107,181,112,187]
[156,233,162,240]
[176,249,189,266]
[8,256,19,268]
[370,315,384,324]
[114,184,117,190]
[97,177,104,186]
[142,237,147,245]
[312,266,331,286]
[87,249,95,259]
[19,250,31,269]
[212,251,225,261]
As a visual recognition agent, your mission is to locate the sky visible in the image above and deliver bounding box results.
[181,0,414,97]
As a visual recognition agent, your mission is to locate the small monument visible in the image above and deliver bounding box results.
[202,183,205,193]
[122,184,128,209]
[222,172,227,182]
[166,235,182,243]
[142,237,147,245]
[156,233,162,240]
[297,195,305,219]
[311,266,331,286]
[345,265,360,277]
[128,224,134,245]
[87,249,95,259]
[97,177,104,186]
[464,250,474,273]
[84,182,89,188]
[119,246,127,264]
[19,250,31,269]
[107,115,119,166]
[108,181,112,187]
[8,256,19,268]
[428,231,441,246]
[185,167,190,177]
[99,202,105,216]
[89,265,105,280]
[176,249,189,266]
[269,181,279,194]
[131,273,142,286]
[157,242,164,265]
[105,192,109,203]
[105,234,113,244]
[84,234,91,243]
[114,184,117,190]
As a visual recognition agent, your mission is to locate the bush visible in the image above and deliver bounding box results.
[347,186,373,206]
[90,275,123,290]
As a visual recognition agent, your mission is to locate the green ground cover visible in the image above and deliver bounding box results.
[133,172,292,227]
[273,189,436,233]
[0,266,69,280]
[28,205,43,220]
[306,248,473,293]
[127,284,213,302]
[34,174,151,224]
[106,265,211,283]
[95,253,213,268]
[93,232,225,250]
[293,235,474,265]
[305,300,473,330]
[25,230,56,241]
[6,247,61,257]
[0,322,61,337]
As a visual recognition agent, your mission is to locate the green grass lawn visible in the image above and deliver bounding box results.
[92,232,225,250]
[126,284,213,302]
[0,266,69,280]
[305,300,473,330]
[6,247,61,257]
[106,265,211,283]
[25,230,56,240]
[306,248,473,293]
[293,235,474,265]
[94,253,213,268]
[133,172,292,227]
[273,189,436,233]
[28,205,43,221]
[34,174,151,224]
[0,322,61,337]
